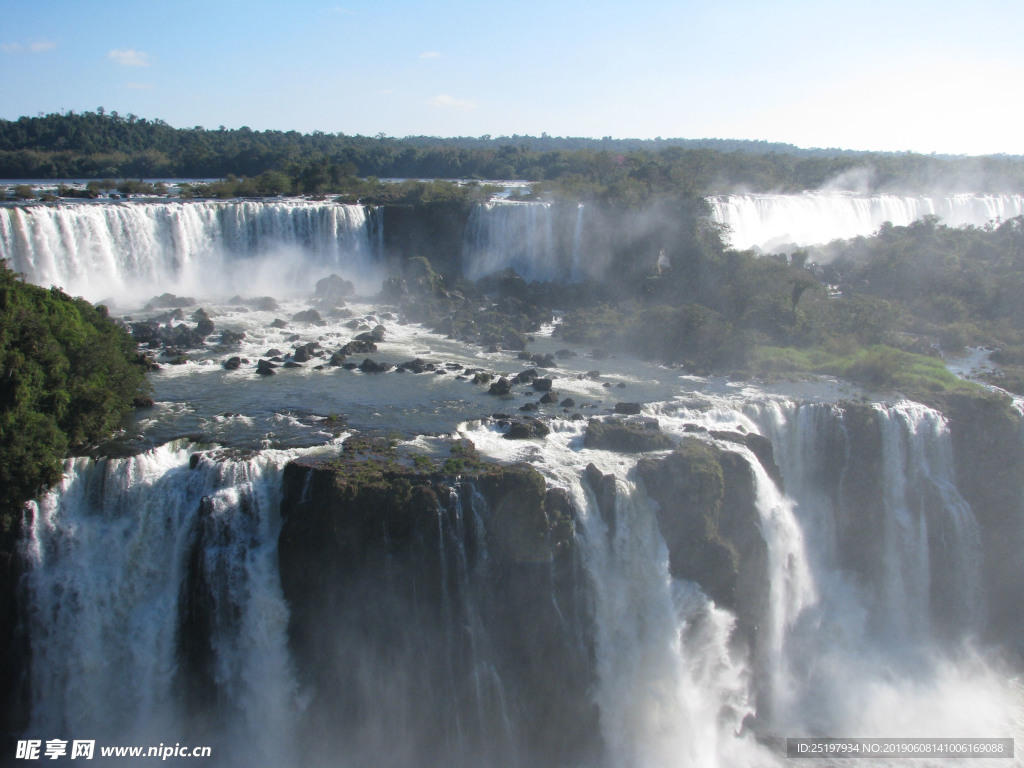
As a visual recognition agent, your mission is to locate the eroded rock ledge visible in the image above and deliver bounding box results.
[276,435,597,766]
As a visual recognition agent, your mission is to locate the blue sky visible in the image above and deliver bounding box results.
[3,0,1023,155]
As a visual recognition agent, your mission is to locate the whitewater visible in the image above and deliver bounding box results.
[3,196,1023,766]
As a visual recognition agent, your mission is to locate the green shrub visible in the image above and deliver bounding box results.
[0,262,149,523]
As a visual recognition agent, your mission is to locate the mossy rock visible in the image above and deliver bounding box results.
[584,418,673,453]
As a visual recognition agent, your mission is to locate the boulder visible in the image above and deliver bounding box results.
[397,358,435,374]
[613,402,642,415]
[584,418,672,453]
[256,359,277,376]
[359,358,392,374]
[223,356,242,370]
[314,274,355,304]
[292,309,323,325]
[488,377,513,396]
[339,339,377,356]
[503,417,551,440]
[533,378,554,391]
[195,318,215,337]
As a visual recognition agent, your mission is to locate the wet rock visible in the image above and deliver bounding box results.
[359,358,392,373]
[314,274,355,304]
[339,339,377,356]
[145,292,195,309]
[292,309,323,325]
[488,377,513,396]
[533,378,554,391]
[256,359,278,376]
[195,317,215,337]
[613,402,642,415]
[397,358,435,374]
[584,463,617,532]
[223,356,242,370]
[503,417,551,440]
[584,418,672,453]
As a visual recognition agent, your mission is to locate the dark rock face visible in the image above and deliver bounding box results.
[277,440,597,766]
[928,392,1024,644]
[633,436,771,650]
[584,418,673,453]
[585,463,618,533]
[256,359,277,376]
[636,438,739,608]
[708,430,784,491]
[0,532,27,745]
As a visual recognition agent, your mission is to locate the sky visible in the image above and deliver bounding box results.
[2,0,1024,156]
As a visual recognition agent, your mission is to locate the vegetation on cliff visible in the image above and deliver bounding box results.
[0,261,149,529]
[555,211,1024,396]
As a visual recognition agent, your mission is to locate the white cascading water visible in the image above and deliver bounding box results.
[574,473,773,768]
[462,201,560,282]
[0,201,382,304]
[748,399,1016,745]
[569,203,586,282]
[21,441,314,766]
[466,396,1022,766]
[709,192,1024,251]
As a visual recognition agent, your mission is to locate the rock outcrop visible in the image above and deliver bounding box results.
[277,437,597,766]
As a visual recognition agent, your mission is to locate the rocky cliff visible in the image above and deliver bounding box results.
[275,436,598,767]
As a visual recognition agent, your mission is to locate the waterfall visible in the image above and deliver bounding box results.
[14,394,1024,766]
[462,202,567,282]
[569,203,586,282]
[21,442,301,764]
[746,400,1008,740]
[709,192,1024,251]
[574,473,771,768]
[0,201,382,304]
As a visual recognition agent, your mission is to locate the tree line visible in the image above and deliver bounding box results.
[3,110,1024,194]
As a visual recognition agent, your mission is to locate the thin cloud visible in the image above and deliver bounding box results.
[3,40,56,54]
[419,51,442,59]
[125,82,154,90]
[108,48,153,67]
[428,93,474,111]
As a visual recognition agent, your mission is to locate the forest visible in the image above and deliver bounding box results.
[0,263,149,523]
[3,109,1024,194]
